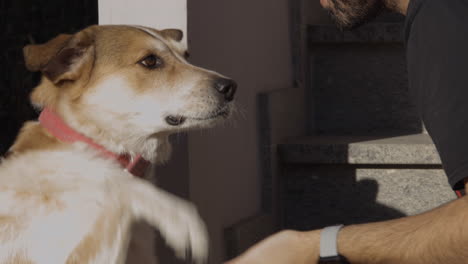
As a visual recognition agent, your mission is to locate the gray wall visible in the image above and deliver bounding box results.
[305,0,333,24]
[187,1,293,262]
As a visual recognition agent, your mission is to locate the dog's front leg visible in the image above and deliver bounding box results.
[126,222,158,264]
[122,177,209,264]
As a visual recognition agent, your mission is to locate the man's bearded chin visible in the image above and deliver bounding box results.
[326,0,385,29]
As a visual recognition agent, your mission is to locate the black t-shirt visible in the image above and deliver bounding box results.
[405,0,468,190]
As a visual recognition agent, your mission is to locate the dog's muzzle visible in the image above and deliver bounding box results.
[165,78,237,127]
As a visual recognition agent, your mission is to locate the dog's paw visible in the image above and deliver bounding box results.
[159,200,209,264]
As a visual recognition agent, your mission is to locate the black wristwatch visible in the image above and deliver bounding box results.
[318,225,350,264]
[318,255,350,264]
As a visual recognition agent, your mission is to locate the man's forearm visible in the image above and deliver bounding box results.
[303,195,468,263]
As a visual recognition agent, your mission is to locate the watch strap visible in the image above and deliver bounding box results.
[319,225,349,263]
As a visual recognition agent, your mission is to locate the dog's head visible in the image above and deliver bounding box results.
[23,25,237,161]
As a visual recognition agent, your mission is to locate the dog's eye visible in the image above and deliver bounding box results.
[184,51,190,59]
[139,55,163,69]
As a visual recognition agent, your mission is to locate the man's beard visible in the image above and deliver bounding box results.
[325,0,385,29]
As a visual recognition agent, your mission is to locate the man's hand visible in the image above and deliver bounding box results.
[224,230,320,264]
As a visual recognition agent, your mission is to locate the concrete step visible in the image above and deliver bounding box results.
[278,134,455,230]
[281,165,455,230]
[279,134,441,165]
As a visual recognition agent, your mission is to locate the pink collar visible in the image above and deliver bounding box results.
[38,107,150,177]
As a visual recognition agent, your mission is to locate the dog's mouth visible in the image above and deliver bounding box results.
[165,107,230,126]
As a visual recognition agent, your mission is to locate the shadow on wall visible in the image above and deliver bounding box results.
[283,164,406,230]
[282,13,421,230]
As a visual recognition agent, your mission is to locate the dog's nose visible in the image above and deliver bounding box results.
[214,78,237,102]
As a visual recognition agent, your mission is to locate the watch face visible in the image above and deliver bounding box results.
[318,256,350,264]
[318,261,343,264]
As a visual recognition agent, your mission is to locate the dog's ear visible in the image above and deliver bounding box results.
[23,29,95,84]
[161,29,184,42]
[23,34,73,72]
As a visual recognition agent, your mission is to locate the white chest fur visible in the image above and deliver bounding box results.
[0,148,208,263]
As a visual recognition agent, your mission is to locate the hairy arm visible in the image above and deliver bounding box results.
[335,194,468,263]
[227,189,468,264]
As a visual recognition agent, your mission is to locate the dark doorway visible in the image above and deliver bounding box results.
[0,0,98,154]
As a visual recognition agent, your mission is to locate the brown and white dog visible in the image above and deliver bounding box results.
[0,25,236,263]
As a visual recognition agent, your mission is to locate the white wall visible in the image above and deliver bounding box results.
[99,0,187,44]
[187,1,293,262]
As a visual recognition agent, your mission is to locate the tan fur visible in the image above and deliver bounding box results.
[23,34,72,72]
[0,24,235,264]
[65,211,122,264]
[28,26,190,109]
[5,254,34,264]
[0,216,25,243]
[13,186,66,213]
[8,122,63,156]
[160,29,184,42]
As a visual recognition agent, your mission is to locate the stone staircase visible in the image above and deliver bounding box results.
[279,135,454,230]
[279,18,456,230]
[224,13,456,259]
